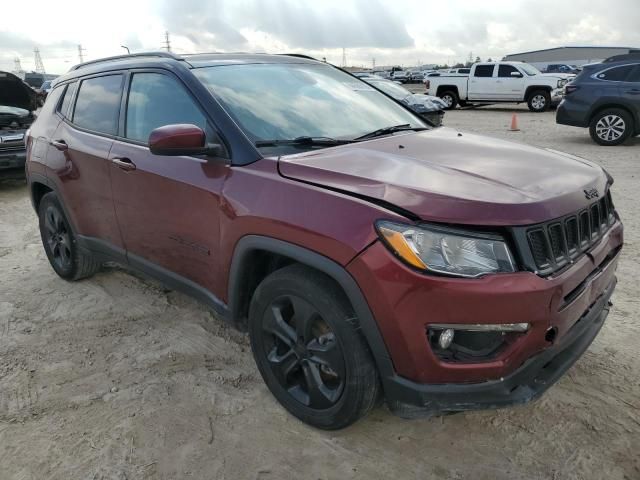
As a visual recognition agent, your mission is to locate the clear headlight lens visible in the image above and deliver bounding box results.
[376,221,516,278]
[557,79,568,88]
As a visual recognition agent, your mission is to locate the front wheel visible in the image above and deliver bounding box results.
[527,90,550,112]
[439,90,458,110]
[589,108,634,146]
[248,264,380,430]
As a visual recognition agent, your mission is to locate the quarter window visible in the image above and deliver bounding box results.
[597,66,635,82]
[58,81,77,118]
[125,73,206,143]
[73,75,123,135]
[474,65,495,77]
[627,65,640,83]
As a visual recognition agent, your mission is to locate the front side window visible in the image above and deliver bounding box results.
[126,73,206,143]
[58,81,77,118]
[193,63,424,144]
[519,63,541,76]
[627,66,640,83]
[474,65,495,77]
[498,65,520,77]
[73,75,123,135]
[597,65,635,82]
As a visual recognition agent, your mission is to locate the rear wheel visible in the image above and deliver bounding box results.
[248,264,380,429]
[527,90,550,112]
[439,90,458,110]
[38,192,101,280]
[589,108,633,146]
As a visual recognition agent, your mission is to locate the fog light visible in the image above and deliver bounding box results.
[438,328,455,349]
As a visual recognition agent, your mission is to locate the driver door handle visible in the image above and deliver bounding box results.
[111,157,136,171]
[49,139,68,151]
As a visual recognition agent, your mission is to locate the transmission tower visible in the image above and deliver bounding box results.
[163,31,172,52]
[372,57,376,70]
[14,57,24,73]
[341,48,347,68]
[33,48,46,74]
[76,44,87,63]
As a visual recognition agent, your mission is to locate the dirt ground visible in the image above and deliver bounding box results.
[1,106,639,480]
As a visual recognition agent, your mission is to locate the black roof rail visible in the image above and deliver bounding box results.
[280,53,319,61]
[71,51,182,71]
[603,51,640,63]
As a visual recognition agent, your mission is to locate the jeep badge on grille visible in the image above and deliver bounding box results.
[584,188,599,200]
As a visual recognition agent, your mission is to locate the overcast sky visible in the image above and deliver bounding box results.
[2,0,639,74]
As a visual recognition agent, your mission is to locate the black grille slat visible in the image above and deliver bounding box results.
[565,217,579,256]
[524,191,617,276]
[528,229,551,269]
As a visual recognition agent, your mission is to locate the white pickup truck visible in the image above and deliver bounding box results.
[424,61,569,112]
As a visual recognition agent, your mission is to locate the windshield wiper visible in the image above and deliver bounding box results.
[255,136,357,147]
[354,124,427,141]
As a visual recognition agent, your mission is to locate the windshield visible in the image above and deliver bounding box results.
[193,63,425,146]
[367,79,411,101]
[519,63,541,76]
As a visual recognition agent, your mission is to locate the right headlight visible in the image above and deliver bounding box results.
[376,221,516,278]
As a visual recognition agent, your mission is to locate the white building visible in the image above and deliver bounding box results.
[503,46,639,70]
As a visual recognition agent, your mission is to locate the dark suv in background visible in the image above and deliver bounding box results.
[26,52,623,429]
[557,53,640,145]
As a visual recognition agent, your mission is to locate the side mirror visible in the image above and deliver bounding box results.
[149,124,223,157]
[510,71,523,78]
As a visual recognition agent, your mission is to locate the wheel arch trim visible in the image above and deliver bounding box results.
[228,235,396,380]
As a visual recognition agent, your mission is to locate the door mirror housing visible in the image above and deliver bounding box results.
[510,71,523,78]
[149,124,223,157]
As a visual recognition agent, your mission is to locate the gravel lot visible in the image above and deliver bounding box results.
[1,106,638,480]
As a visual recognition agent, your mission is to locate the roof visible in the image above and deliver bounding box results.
[505,46,637,57]
[55,51,322,84]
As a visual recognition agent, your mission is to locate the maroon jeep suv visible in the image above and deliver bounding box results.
[25,52,623,429]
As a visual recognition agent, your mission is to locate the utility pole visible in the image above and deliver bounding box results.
[77,44,86,63]
[34,48,46,74]
[163,31,172,52]
[372,57,375,70]
[341,48,346,68]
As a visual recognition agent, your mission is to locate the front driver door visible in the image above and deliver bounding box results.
[109,70,230,300]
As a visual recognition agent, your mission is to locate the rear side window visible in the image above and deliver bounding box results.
[58,81,77,118]
[498,65,520,77]
[474,65,495,77]
[596,66,635,82]
[125,73,206,143]
[459,68,470,74]
[73,75,123,135]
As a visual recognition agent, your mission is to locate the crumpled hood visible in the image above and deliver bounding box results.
[278,128,608,226]
[0,71,38,112]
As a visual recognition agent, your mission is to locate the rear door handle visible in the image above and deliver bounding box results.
[111,157,136,171]
[49,139,68,151]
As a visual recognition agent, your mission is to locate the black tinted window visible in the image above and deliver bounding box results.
[498,65,520,77]
[126,73,206,143]
[474,65,495,77]
[626,65,640,82]
[58,81,77,118]
[597,66,635,82]
[73,75,123,135]
[460,68,470,74]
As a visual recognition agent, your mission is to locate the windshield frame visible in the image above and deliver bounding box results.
[192,61,428,156]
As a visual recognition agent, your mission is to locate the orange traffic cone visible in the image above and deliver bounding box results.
[509,114,520,132]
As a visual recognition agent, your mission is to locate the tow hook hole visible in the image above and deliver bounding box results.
[545,327,558,344]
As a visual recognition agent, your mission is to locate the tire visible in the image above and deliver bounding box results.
[38,192,101,280]
[439,90,458,110]
[248,264,380,430]
[527,90,550,112]
[589,108,634,146]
